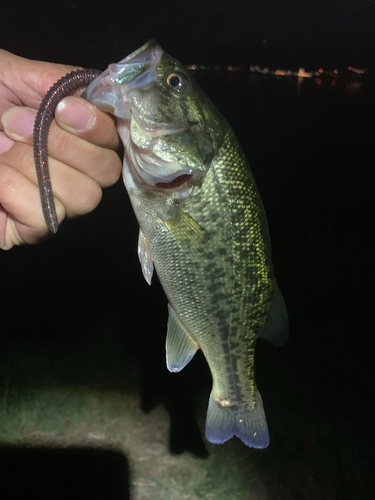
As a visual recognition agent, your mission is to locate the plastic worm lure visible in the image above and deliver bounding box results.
[33,68,102,234]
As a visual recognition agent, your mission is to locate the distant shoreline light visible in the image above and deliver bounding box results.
[186,64,368,78]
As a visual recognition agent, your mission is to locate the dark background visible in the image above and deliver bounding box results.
[1,0,375,70]
[0,1,375,499]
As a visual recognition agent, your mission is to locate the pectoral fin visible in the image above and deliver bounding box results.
[162,205,208,258]
[166,304,198,372]
[257,286,289,346]
[138,228,154,285]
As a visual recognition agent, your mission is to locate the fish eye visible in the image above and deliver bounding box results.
[166,72,189,92]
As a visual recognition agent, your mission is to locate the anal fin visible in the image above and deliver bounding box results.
[166,304,198,372]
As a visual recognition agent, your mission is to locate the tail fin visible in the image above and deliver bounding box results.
[205,387,270,449]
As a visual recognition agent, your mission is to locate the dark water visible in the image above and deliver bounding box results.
[194,71,375,499]
[1,70,374,499]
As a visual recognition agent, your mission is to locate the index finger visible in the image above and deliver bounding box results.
[0,49,79,109]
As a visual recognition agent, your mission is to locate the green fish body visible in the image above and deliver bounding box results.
[85,41,288,448]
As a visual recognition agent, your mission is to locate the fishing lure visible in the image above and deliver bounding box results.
[33,68,101,233]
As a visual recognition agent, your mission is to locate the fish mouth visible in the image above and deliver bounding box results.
[155,174,192,189]
[86,41,207,194]
[84,40,163,119]
[125,135,196,190]
[85,41,182,136]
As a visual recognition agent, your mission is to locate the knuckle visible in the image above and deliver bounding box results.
[0,163,18,190]
[51,127,74,153]
[71,179,102,216]
[1,144,34,179]
[19,148,34,176]
[98,151,122,187]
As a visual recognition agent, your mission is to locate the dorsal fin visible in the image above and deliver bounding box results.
[257,286,289,347]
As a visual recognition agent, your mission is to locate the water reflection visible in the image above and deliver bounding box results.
[189,63,368,99]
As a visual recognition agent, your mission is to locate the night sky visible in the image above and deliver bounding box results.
[1,0,374,70]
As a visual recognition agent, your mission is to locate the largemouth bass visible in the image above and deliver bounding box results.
[35,40,288,448]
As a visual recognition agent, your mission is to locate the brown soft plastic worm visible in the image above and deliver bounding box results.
[33,68,102,233]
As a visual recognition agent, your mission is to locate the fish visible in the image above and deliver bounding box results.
[35,40,289,449]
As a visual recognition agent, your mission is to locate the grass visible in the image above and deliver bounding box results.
[0,315,262,500]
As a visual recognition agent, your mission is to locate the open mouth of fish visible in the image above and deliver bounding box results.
[84,40,196,191]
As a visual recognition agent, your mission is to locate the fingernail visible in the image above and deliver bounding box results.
[2,107,36,139]
[56,97,96,132]
[0,132,15,154]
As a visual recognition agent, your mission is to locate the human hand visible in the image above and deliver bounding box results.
[0,49,122,250]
